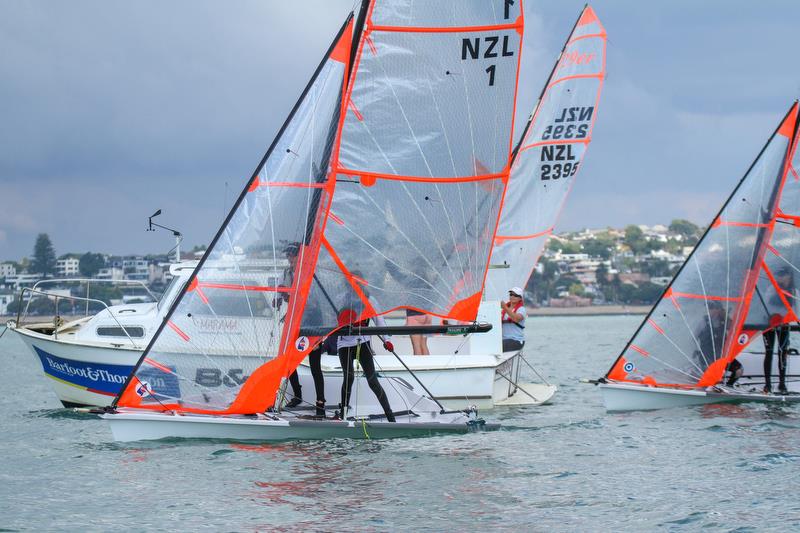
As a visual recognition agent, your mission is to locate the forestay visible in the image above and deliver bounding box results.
[486,6,606,300]
[116,0,526,415]
[606,103,799,389]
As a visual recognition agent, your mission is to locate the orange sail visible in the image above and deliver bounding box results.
[116,0,527,415]
[606,102,799,389]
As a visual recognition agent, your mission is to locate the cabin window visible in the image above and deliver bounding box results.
[96,326,145,338]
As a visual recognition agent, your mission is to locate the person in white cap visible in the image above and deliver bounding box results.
[500,286,526,352]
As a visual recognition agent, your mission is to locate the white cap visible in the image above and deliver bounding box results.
[509,286,524,297]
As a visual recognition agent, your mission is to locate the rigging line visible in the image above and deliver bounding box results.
[396,179,461,282]
[345,115,460,283]
[220,227,262,360]
[331,212,451,302]
[638,352,705,383]
[367,52,463,282]
[407,334,473,412]
[424,74,468,280]
[647,318,707,377]
[693,254,717,366]
[376,333,446,412]
[355,280,441,310]
[456,41,481,278]
[353,181,455,290]
[670,283,714,373]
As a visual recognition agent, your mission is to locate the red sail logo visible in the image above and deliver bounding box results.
[558,51,595,68]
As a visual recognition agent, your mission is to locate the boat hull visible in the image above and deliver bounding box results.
[102,411,498,443]
[14,325,551,409]
[13,327,140,408]
[599,382,800,412]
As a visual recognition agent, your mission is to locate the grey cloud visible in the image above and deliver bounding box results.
[1,0,800,260]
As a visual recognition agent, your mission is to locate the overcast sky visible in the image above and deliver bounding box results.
[1,1,799,261]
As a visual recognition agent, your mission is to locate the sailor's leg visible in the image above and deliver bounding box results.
[339,347,355,413]
[763,329,776,391]
[778,327,790,392]
[308,346,325,404]
[359,343,395,422]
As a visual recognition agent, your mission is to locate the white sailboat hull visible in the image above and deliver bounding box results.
[101,410,498,443]
[599,381,800,412]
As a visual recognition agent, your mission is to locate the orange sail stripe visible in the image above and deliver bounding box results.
[670,291,743,302]
[369,19,523,34]
[250,181,326,190]
[167,321,189,342]
[762,261,796,317]
[647,318,665,335]
[337,167,508,184]
[630,344,649,357]
[494,228,553,242]
[547,73,603,91]
[196,286,209,305]
[321,236,376,318]
[348,100,364,121]
[519,138,590,154]
[143,357,173,375]
[716,220,769,229]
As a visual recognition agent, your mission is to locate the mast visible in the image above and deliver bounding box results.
[112,13,356,408]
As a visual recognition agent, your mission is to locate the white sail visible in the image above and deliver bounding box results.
[486,6,606,300]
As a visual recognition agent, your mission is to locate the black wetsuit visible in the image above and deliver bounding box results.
[763,326,790,392]
[338,341,395,422]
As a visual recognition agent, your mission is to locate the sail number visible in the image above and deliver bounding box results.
[460,0,517,86]
[539,106,594,180]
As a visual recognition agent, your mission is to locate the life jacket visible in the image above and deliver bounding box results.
[502,301,525,330]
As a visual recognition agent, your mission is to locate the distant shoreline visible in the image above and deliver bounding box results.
[528,305,650,316]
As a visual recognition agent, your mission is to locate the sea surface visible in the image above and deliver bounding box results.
[1,315,799,531]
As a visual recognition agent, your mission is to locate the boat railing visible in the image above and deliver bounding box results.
[25,278,158,318]
[14,287,142,348]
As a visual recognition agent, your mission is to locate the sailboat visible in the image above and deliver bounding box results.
[486,5,606,301]
[595,101,800,411]
[101,0,530,442]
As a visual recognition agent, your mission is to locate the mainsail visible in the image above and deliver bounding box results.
[116,0,525,415]
[606,103,799,389]
[486,5,606,300]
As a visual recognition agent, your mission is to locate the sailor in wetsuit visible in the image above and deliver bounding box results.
[336,311,396,422]
[694,300,730,373]
[277,242,326,414]
[500,286,526,352]
[762,267,795,394]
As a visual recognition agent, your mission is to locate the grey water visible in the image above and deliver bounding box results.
[1,315,799,531]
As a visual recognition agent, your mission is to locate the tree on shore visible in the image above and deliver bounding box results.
[31,234,56,276]
[79,252,106,277]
